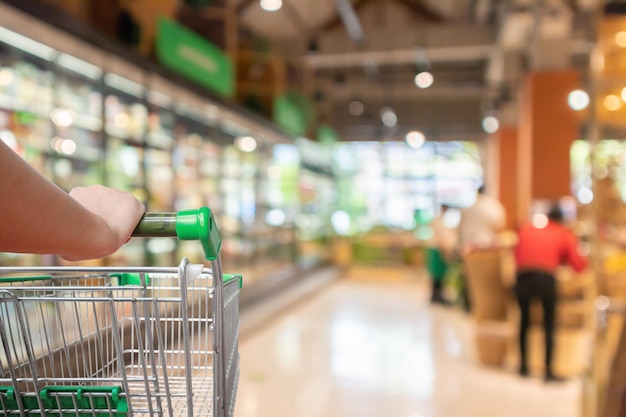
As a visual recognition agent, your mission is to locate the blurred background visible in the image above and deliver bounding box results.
[2,0,626,416]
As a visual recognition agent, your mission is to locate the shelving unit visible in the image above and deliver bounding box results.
[0,1,324,287]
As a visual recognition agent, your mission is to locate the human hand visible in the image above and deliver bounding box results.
[64,185,145,260]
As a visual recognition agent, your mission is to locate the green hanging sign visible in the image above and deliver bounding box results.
[273,91,315,137]
[156,17,234,97]
[274,94,307,136]
[317,124,339,144]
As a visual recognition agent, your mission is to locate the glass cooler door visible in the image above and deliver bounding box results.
[103,73,148,266]
[0,32,55,266]
[49,52,104,191]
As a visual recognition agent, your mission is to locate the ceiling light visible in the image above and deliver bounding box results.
[414,71,434,89]
[348,100,364,116]
[104,73,144,97]
[616,31,626,48]
[405,131,425,148]
[0,26,56,60]
[260,0,282,11]
[380,107,397,128]
[568,89,589,111]
[482,115,499,134]
[604,94,622,111]
[57,53,102,80]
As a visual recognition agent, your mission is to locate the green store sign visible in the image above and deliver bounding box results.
[156,17,234,97]
[273,92,314,137]
[317,124,339,145]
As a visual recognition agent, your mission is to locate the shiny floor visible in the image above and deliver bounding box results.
[234,266,583,417]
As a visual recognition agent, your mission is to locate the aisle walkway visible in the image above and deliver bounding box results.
[234,266,582,417]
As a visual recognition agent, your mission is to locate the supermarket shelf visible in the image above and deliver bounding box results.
[0,0,294,144]
[0,93,50,116]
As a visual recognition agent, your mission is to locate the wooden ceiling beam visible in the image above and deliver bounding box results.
[281,0,312,37]
[317,0,446,34]
[237,0,257,14]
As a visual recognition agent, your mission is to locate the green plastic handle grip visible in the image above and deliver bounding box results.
[132,207,221,260]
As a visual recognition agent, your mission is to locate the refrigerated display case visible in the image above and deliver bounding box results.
[173,112,222,265]
[295,138,335,268]
[173,115,206,211]
[0,38,54,164]
[0,32,56,266]
[0,4,312,294]
[50,57,104,190]
[219,143,253,272]
[102,73,148,266]
[231,143,299,283]
[256,144,299,274]
[145,94,175,212]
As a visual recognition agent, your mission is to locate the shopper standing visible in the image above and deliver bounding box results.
[458,186,506,311]
[426,204,457,304]
[458,186,506,252]
[514,205,587,382]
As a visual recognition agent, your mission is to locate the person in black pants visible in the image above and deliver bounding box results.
[515,270,558,379]
[514,205,587,382]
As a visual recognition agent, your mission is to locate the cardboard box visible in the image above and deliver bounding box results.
[475,321,513,367]
[463,249,511,322]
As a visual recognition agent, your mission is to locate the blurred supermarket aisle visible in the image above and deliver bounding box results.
[234,266,582,417]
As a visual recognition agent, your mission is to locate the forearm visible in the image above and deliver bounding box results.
[566,235,588,272]
[0,142,116,258]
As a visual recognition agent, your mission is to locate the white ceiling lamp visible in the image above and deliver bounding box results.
[414,46,433,89]
[568,89,589,111]
[405,131,426,148]
[414,71,434,89]
[482,115,499,134]
[481,100,499,134]
[348,99,364,116]
[380,107,397,128]
[260,0,282,12]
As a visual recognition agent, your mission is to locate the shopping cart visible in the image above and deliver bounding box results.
[0,207,241,417]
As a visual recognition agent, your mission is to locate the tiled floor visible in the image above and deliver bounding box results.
[234,266,583,417]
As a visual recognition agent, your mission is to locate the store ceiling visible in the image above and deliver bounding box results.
[235,0,597,142]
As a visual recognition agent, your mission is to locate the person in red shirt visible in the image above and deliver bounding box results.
[514,204,588,382]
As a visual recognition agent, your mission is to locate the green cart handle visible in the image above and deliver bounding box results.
[132,207,221,260]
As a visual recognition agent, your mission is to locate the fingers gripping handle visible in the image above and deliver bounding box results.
[132,207,221,260]
[132,213,178,237]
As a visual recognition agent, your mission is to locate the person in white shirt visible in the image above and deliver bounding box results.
[459,186,506,252]
[457,186,506,311]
